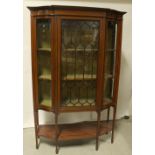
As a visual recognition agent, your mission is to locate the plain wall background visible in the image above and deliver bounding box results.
[23,0,132,128]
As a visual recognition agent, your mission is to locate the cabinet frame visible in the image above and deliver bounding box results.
[28,5,126,153]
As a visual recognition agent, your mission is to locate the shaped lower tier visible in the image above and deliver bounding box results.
[38,121,112,141]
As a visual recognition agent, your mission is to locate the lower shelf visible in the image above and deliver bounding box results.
[38,121,112,141]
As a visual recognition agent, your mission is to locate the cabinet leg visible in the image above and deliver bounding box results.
[34,111,39,149]
[56,145,59,154]
[105,107,110,134]
[111,106,116,144]
[55,114,59,154]
[35,136,39,149]
[96,111,101,151]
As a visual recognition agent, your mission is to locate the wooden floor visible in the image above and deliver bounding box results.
[23,118,131,155]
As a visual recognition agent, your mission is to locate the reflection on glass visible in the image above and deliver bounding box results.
[61,20,99,107]
[103,21,117,101]
[36,19,52,108]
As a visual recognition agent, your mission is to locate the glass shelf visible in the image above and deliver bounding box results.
[62,74,96,81]
[37,48,51,52]
[64,48,98,52]
[38,74,97,81]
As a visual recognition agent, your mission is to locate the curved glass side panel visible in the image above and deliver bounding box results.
[103,21,117,104]
[36,19,52,108]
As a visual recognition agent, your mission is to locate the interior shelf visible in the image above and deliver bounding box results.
[38,121,112,141]
[37,48,98,53]
[104,74,113,79]
[106,49,115,52]
[61,74,113,80]
[38,48,51,52]
[64,48,98,52]
[62,74,96,81]
[38,74,114,81]
[38,74,97,81]
[63,74,113,80]
[39,74,52,80]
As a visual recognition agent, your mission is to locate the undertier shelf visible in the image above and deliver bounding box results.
[38,121,112,141]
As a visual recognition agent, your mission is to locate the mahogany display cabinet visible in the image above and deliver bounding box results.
[28,5,126,154]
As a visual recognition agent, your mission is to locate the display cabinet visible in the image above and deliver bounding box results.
[28,5,126,154]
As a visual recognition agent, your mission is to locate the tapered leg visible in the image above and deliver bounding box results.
[96,111,101,151]
[55,114,59,154]
[105,107,110,134]
[34,110,39,149]
[111,106,116,143]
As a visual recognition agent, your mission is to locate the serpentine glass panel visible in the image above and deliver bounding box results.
[61,20,99,107]
[103,21,117,103]
[36,19,52,108]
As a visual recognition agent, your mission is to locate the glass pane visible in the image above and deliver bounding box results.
[104,78,113,102]
[103,21,117,102]
[37,19,51,50]
[38,80,51,107]
[105,51,115,75]
[36,19,52,108]
[61,20,99,107]
[106,21,117,50]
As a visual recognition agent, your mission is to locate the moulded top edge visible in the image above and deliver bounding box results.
[27,5,126,15]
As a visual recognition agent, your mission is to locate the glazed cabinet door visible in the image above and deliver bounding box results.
[103,20,117,106]
[32,17,55,111]
[57,17,101,111]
